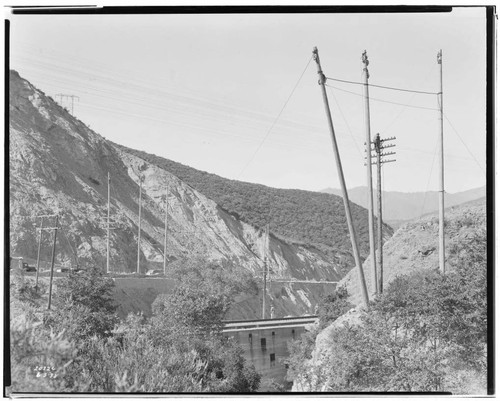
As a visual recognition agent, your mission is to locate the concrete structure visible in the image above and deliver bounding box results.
[223,316,318,389]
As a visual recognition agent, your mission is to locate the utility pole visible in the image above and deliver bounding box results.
[55,94,79,115]
[370,134,396,294]
[312,47,369,308]
[437,49,446,274]
[47,215,59,310]
[107,172,111,274]
[262,224,269,319]
[361,50,378,296]
[137,174,143,274]
[35,216,44,291]
[163,185,169,276]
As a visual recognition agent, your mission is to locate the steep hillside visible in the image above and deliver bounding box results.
[291,198,487,392]
[322,186,486,227]
[9,70,361,317]
[337,197,486,307]
[114,145,393,261]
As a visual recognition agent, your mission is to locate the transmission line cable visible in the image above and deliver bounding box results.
[382,64,437,133]
[326,84,439,111]
[419,136,440,219]
[327,85,364,161]
[236,56,313,179]
[326,76,439,95]
[444,114,485,174]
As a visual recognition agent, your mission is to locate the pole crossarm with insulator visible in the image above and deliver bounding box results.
[361,50,378,296]
[367,134,396,294]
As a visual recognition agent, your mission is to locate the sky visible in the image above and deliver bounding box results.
[8,6,488,194]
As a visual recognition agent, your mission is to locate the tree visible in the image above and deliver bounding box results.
[48,265,118,341]
[147,257,261,392]
[317,286,353,329]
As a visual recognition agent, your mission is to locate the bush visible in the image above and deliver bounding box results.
[289,229,487,394]
[317,286,353,329]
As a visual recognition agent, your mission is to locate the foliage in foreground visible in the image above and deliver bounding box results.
[288,227,487,394]
[9,259,260,393]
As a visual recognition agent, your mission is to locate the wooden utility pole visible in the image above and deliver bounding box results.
[107,172,111,274]
[371,134,396,294]
[163,185,169,276]
[262,224,269,319]
[47,215,59,310]
[137,175,143,274]
[35,216,44,290]
[437,49,446,274]
[312,47,369,308]
[361,50,378,295]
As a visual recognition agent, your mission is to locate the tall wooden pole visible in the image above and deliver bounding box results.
[375,134,384,294]
[35,216,44,290]
[312,47,369,308]
[262,224,269,319]
[47,215,58,310]
[107,172,111,274]
[137,175,143,274]
[437,50,445,274]
[361,50,378,295]
[163,185,169,276]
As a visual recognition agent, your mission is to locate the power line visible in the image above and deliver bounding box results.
[236,55,313,179]
[326,76,439,95]
[381,64,437,133]
[444,114,486,175]
[419,136,440,219]
[327,85,364,161]
[326,84,439,111]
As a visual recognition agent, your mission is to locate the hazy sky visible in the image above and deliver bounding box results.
[8,7,487,194]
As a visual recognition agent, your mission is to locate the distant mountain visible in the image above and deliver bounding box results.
[321,186,486,228]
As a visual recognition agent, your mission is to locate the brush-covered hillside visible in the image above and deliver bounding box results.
[9,70,394,318]
[9,70,338,278]
[114,144,393,263]
[288,197,488,394]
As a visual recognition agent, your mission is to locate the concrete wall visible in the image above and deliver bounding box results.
[225,323,309,389]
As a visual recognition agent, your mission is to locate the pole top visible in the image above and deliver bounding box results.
[312,47,319,61]
[361,50,369,66]
[437,49,442,64]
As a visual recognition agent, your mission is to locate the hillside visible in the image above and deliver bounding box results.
[322,186,486,228]
[291,198,487,393]
[336,197,486,307]
[114,145,393,261]
[9,70,379,318]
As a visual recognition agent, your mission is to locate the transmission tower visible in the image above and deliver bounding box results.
[55,94,79,115]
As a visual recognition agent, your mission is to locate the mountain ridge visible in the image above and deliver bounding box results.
[321,185,486,226]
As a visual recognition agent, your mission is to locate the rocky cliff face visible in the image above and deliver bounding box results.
[9,70,348,317]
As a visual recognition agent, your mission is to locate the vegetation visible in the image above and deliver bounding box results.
[9,258,261,393]
[287,227,487,393]
[113,143,390,260]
